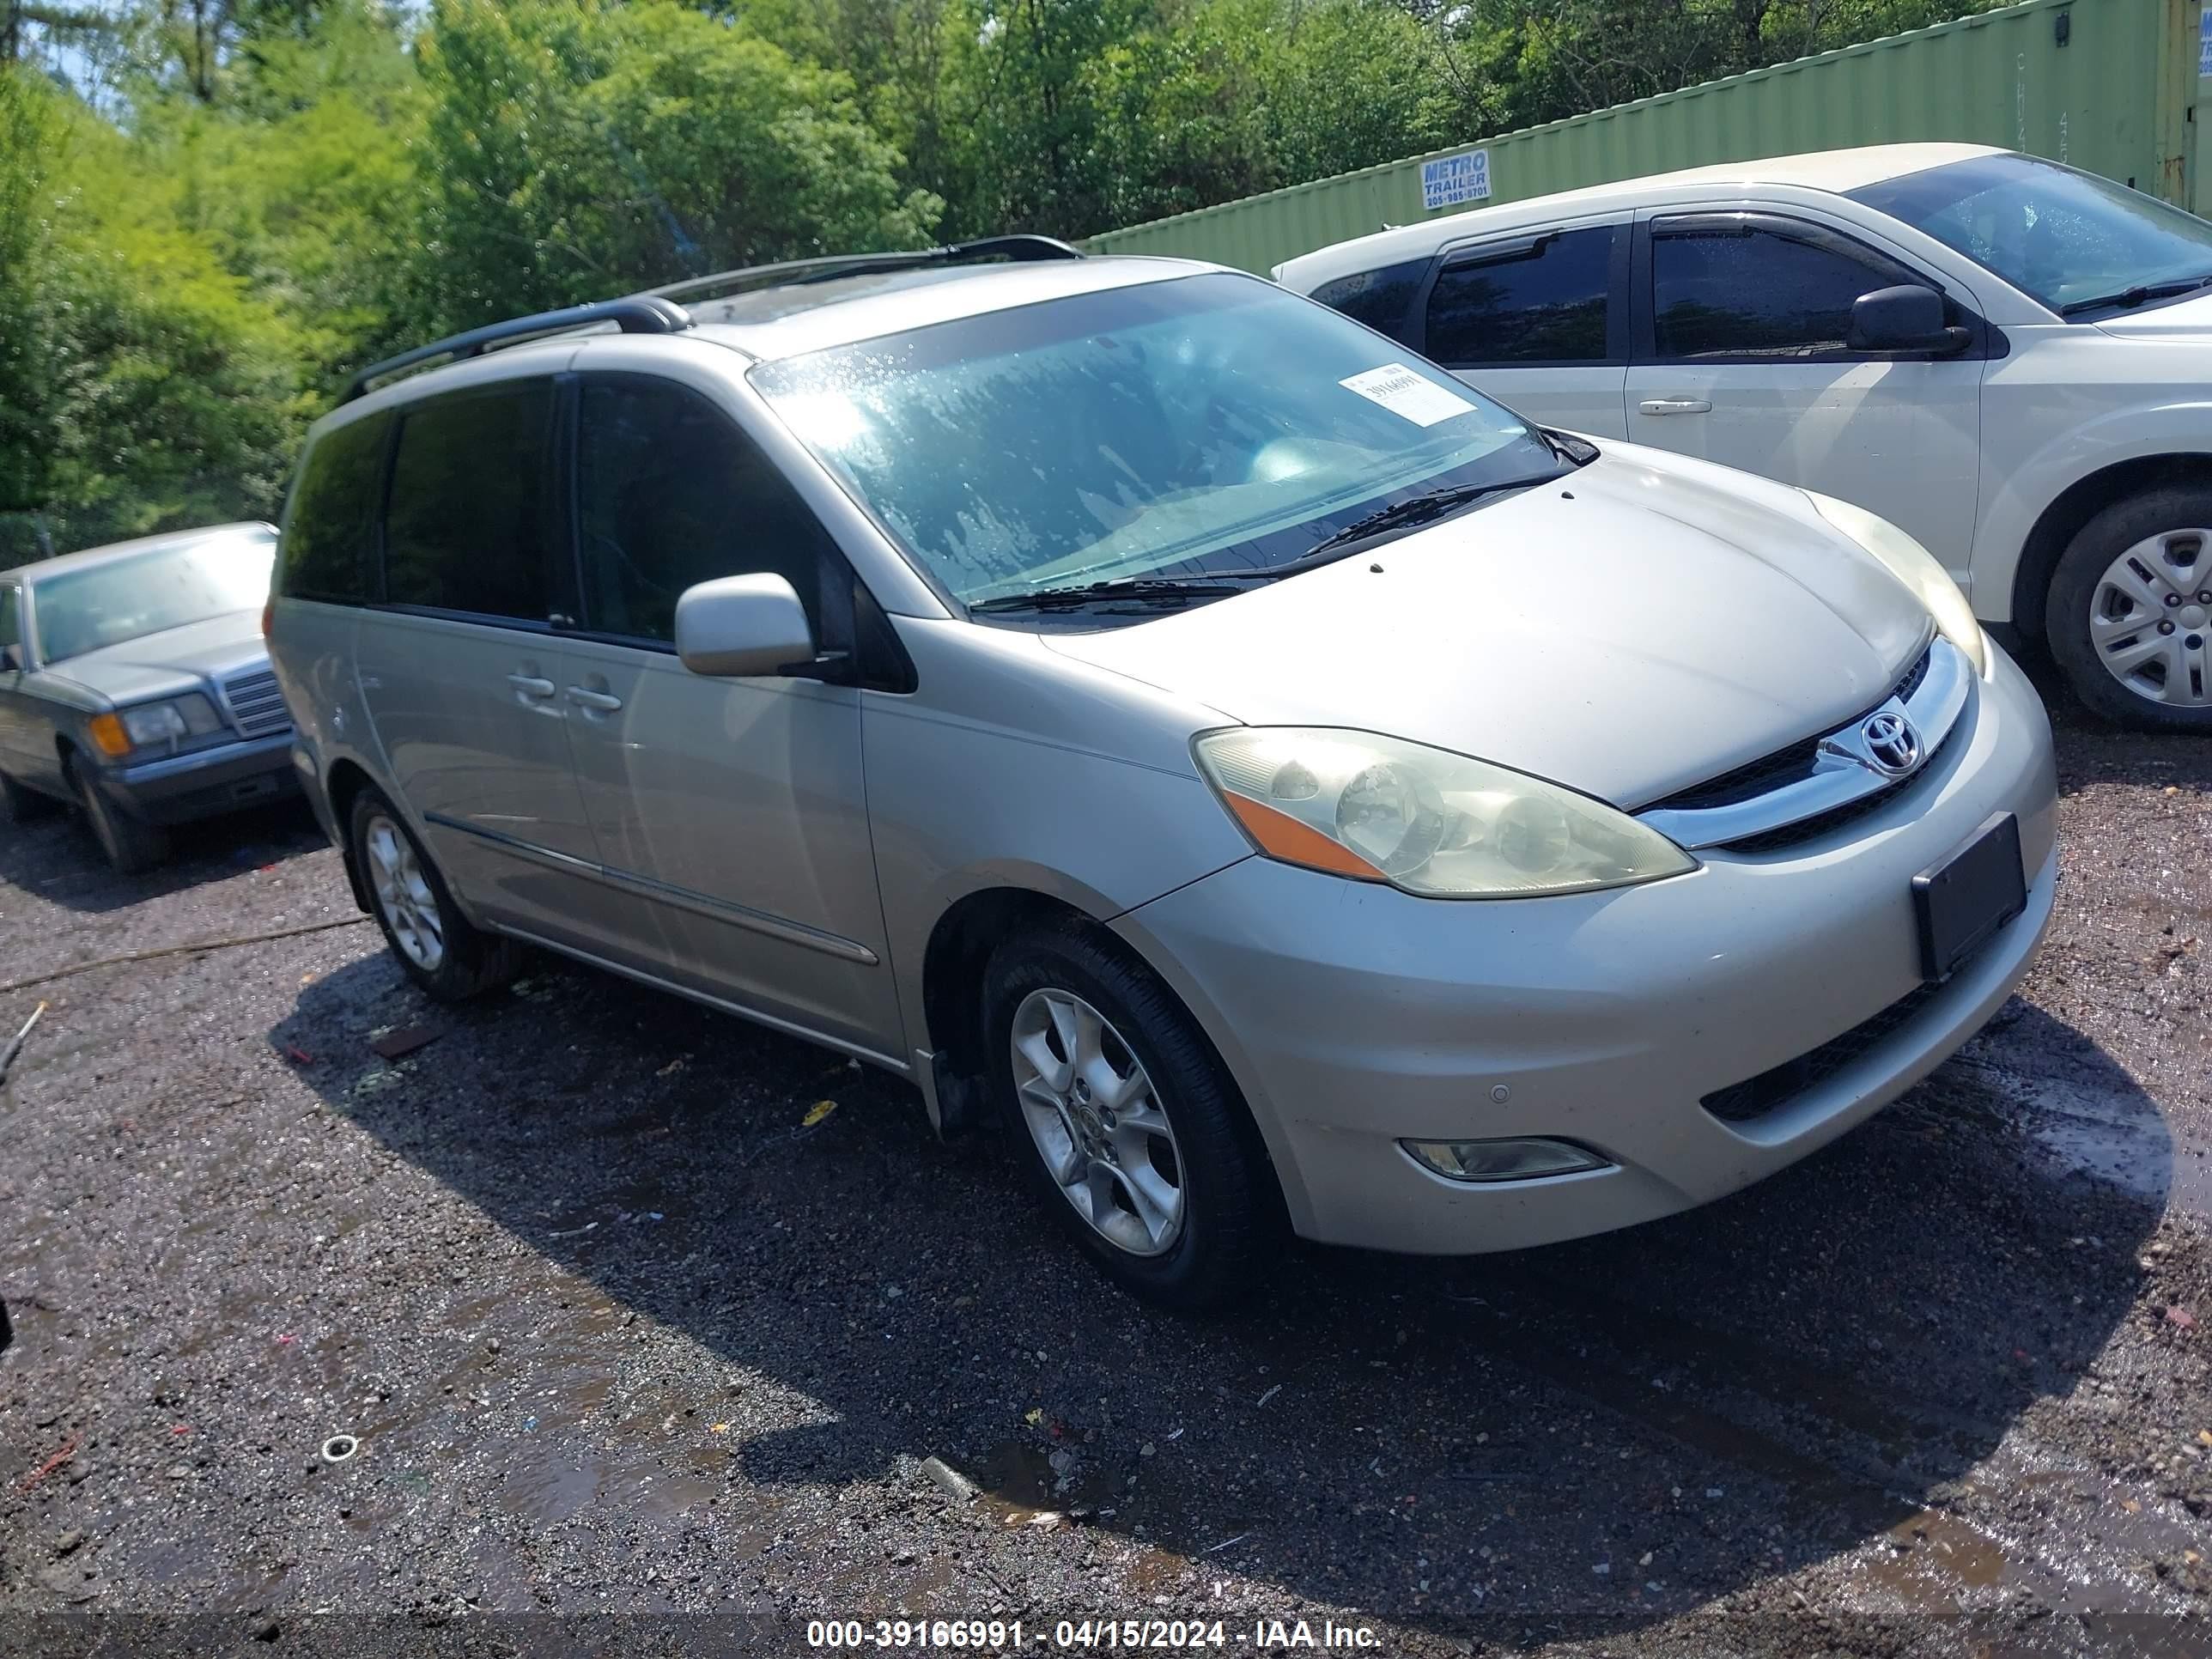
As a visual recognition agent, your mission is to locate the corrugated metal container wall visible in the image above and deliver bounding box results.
[1089,0,2198,273]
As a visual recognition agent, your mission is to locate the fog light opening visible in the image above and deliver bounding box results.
[1401,1136,1612,1184]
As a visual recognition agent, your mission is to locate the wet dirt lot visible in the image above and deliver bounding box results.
[3,660,2209,1658]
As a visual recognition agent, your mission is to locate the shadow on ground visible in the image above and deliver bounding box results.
[0,799,323,915]
[269,938,2165,1642]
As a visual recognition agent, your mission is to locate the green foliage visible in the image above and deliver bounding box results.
[0,66,306,562]
[404,0,939,333]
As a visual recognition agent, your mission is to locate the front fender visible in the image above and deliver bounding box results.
[1972,398,2212,622]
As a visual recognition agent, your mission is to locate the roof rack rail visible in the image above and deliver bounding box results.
[646,234,1084,308]
[339,295,693,404]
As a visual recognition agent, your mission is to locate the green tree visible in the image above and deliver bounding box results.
[403,0,940,334]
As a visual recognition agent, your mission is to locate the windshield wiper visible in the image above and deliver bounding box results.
[1295,478,1538,563]
[967,574,1269,614]
[2058,272,2212,317]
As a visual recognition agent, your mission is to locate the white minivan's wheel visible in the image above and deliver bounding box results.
[348,785,519,1000]
[983,921,1281,1310]
[2047,486,2212,732]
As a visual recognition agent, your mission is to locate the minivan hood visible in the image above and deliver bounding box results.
[1042,445,1933,807]
[46,611,270,707]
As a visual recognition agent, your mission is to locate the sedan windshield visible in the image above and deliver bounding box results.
[1850,153,2212,318]
[32,534,275,665]
[750,273,1565,606]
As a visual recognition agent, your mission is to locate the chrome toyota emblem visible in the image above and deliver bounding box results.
[1859,710,1922,775]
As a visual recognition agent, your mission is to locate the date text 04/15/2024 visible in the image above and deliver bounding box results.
[805,1620,1383,1650]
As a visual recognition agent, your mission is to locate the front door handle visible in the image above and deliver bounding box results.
[566,686,623,713]
[1638,398,1712,416]
[507,673,556,698]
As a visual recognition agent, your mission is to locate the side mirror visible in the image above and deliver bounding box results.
[1849,284,1970,356]
[675,573,816,678]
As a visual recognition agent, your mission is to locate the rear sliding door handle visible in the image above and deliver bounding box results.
[1638,398,1712,416]
[507,673,556,698]
[566,686,623,712]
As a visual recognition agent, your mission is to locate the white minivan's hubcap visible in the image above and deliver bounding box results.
[1009,988,1184,1257]
[365,813,446,971]
[2089,530,2212,706]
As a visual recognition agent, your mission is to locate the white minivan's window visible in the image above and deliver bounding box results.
[1852,153,2212,318]
[752,274,1569,609]
[33,536,275,664]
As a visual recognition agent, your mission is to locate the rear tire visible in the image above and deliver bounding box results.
[70,762,168,873]
[348,786,519,1000]
[983,920,1281,1310]
[2045,486,2212,732]
[0,769,56,824]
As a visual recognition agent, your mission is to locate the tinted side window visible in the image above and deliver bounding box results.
[1425,227,1616,365]
[575,379,830,642]
[1308,258,1430,340]
[281,411,390,604]
[1652,223,1904,360]
[0,586,19,653]
[383,381,557,620]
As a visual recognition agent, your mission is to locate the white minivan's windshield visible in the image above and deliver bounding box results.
[33,533,275,664]
[1851,153,2212,319]
[751,273,1566,608]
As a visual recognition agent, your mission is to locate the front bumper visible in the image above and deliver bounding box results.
[1115,642,2059,1255]
[106,731,299,825]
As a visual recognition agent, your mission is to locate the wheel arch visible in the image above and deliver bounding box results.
[2008,453,2212,643]
[323,757,380,914]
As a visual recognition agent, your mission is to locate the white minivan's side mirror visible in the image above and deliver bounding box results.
[675,573,816,678]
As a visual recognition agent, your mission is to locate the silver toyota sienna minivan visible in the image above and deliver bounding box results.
[269,240,2057,1307]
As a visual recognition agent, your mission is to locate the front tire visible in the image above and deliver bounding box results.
[70,762,168,873]
[348,786,518,1000]
[983,921,1281,1310]
[2046,487,2212,731]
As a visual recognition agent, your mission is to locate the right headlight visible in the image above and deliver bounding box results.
[118,694,224,746]
[1806,491,1988,678]
[1193,727,1697,899]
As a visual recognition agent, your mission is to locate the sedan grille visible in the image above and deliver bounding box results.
[222,668,291,738]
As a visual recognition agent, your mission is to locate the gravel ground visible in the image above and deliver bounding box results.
[3,657,2209,1659]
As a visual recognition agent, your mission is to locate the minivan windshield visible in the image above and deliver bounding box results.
[1851,153,2212,318]
[750,273,1565,607]
[32,534,275,665]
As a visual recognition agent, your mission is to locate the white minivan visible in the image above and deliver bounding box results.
[1279,144,2212,731]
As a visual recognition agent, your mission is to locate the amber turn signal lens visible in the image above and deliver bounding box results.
[261,597,275,639]
[1220,790,1386,882]
[87,713,131,758]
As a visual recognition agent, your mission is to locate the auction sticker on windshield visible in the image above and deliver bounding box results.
[1339,363,1479,428]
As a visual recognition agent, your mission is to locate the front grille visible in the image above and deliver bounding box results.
[222,668,291,738]
[1718,724,1959,855]
[1644,644,1933,819]
[1700,979,1946,1123]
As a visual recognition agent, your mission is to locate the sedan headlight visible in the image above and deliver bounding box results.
[1807,491,1987,677]
[1194,727,1697,898]
[119,694,225,746]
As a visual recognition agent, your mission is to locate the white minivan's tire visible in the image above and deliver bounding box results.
[982,921,1281,1310]
[2046,486,2212,732]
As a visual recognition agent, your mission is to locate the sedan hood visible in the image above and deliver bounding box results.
[1043,443,1933,807]
[46,611,270,707]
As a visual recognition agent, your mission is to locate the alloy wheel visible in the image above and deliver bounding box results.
[2087,530,2212,708]
[1009,987,1185,1258]
[364,813,446,972]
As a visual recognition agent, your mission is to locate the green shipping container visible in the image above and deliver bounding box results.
[1088,0,2208,274]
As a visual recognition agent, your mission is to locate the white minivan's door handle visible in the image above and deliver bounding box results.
[566,686,623,713]
[1638,398,1712,416]
[507,673,556,698]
